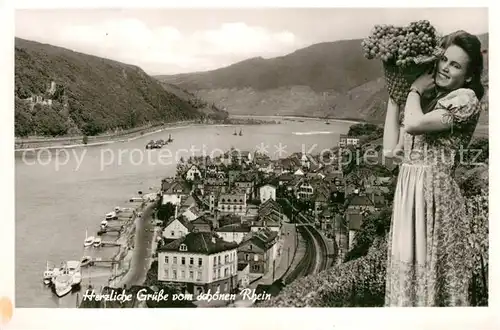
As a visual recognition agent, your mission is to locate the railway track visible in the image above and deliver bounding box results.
[282,226,316,285]
[278,198,331,285]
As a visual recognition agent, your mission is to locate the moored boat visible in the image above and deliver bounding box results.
[52,270,72,297]
[80,256,93,267]
[42,261,61,285]
[84,229,95,247]
[93,237,102,248]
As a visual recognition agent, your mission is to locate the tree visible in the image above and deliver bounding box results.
[157,202,176,224]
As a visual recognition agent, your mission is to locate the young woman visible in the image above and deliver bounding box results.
[383,30,485,306]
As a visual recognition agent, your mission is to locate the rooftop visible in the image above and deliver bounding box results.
[158,232,238,254]
[216,223,252,233]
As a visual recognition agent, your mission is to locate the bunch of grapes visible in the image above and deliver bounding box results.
[362,20,438,66]
[361,20,440,105]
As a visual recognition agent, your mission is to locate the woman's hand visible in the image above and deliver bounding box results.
[410,72,435,94]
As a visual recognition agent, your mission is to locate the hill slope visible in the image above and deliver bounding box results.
[14,38,216,137]
[156,34,489,124]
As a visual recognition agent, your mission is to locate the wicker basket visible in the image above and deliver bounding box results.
[383,60,435,107]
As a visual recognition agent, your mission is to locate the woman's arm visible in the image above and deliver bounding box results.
[383,97,403,158]
[403,90,452,135]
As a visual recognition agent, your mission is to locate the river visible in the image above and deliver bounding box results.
[15,118,351,308]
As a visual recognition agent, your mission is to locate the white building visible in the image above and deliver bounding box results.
[161,179,191,206]
[296,181,314,199]
[339,134,360,148]
[218,192,247,216]
[215,223,252,244]
[259,184,276,204]
[185,165,202,181]
[182,206,203,222]
[294,168,305,176]
[157,232,239,295]
[162,217,193,240]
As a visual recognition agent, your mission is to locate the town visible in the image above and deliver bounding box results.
[138,125,398,307]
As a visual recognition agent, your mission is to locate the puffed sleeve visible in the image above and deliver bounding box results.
[434,88,481,127]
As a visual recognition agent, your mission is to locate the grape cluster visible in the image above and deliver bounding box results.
[361,20,440,105]
[361,20,438,67]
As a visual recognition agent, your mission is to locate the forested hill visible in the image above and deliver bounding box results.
[156,34,488,124]
[14,38,223,137]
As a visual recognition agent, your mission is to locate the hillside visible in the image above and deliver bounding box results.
[14,38,226,137]
[156,34,489,124]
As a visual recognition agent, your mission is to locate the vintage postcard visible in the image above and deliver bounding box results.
[1,3,496,330]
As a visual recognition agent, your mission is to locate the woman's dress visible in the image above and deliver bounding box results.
[385,88,482,306]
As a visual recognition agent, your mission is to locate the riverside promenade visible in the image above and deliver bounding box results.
[113,199,157,287]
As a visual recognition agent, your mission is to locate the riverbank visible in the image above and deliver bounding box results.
[14,117,281,152]
[229,114,365,124]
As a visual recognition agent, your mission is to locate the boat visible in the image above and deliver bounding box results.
[52,271,72,297]
[100,220,108,229]
[233,130,237,136]
[43,261,61,285]
[239,129,242,136]
[84,230,95,247]
[93,237,102,248]
[66,260,82,286]
[80,256,93,267]
[105,211,117,220]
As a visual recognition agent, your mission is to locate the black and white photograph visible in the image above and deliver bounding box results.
[5,5,491,318]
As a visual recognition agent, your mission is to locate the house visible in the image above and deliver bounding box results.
[259,199,283,218]
[234,176,255,199]
[277,173,294,186]
[157,232,239,295]
[191,216,213,233]
[161,179,191,206]
[324,171,344,188]
[294,168,305,176]
[217,214,242,228]
[371,194,387,209]
[162,216,193,240]
[306,172,325,181]
[237,229,279,274]
[300,153,311,169]
[296,180,314,200]
[255,158,274,174]
[201,186,224,212]
[347,210,363,251]
[206,164,219,176]
[179,195,196,213]
[346,194,376,213]
[185,165,202,181]
[277,157,300,172]
[215,223,252,244]
[228,170,243,185]
[237,263,250,288]
[218,192,247,216]
[313,184,331,219]
[182,205,203,221]
[338,134,360,148]
[251,211,281,234]
[259,184,276,203]
[227,149,252,165]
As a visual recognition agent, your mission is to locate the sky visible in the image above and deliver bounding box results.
[15,8,489,75]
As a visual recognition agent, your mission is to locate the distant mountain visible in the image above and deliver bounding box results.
[14,38,226,137]
[156,33,489,125]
